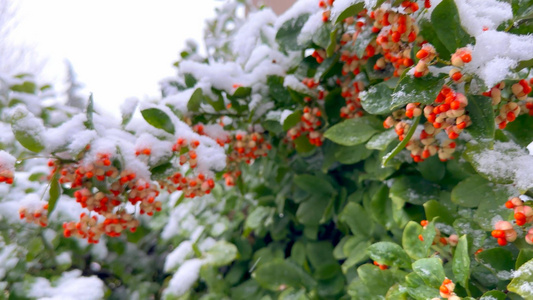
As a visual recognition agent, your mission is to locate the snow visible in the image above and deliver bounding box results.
[0,243,18,279]
[163,258,206,298]
[284,75,308,92]
[298,11,324,45]
[233,9,277,65]
[28,270,105,300]
[120,97,138,118]
[471,141,533,191]
[0,150,16,173]
[45,114,87,152]
[275,0,320,30]
[164,241,193,272]
[455,0,513,36]
[280,109,294,124]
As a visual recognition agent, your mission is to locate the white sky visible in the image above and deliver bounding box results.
[11,0,220,114]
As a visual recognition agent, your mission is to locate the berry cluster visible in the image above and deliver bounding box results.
[19,203,48,227]
[160,138,216,197]
[499,197,533,245]
[318,0,335,23]
[384,86,470,162]
[438,278,458,299]
[372,260,388,270]
[419,220,458,246]
[224,132,271,186]
[287,107,324,147]
[448,47,472,83]
[339,79,365,119]
[0,171,13,184]
[63,211,140,244]
[44,152,163,243]
[414,44,437,78]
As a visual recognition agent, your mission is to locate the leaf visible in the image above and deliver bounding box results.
[476,248,514,279]
[382,115,421,167]
[507,258,533,298]
[141,108,175,134]
[402,221,437,260]
[367,242,411,268]
[466,95,495,142]
[13,129,45,153]
[417,155,446,182]
[505,114,533,147]
[339,202,373,237]
[283,111,302,131]
[276,14,311,52]
[232,87,252,98]
[188,88,203,112]
[296,195,332,226]
[48,170,61,215]
[360,82,394,115]
[423,200,455,226]
[418,19,451,60]
[306,241,336,269]
[357,264,405,297]
[391,73,447,112]
[480,290,506,300]
[342,241,371,273]
[150,162,174,180]
[389,175,440,205]
[293,174,336,196]
[253,259,316,291]
[431,0,472,54]
[326,28,338,57]
[184,73,197,88]
[205,241,238,267]
[516,249,533,269]
[451,175,495,208]
[334,143,373,165]
[412,258,445,289]
[366,129,397,151]
[452,235,470,288]
[294,135,315,153]
[84,94,94,129]
[334,2,365,24]
[324,116,381,146]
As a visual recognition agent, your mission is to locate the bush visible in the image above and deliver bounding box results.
[1,0,533,299]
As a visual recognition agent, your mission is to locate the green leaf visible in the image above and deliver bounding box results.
[150,162,174,180]
[466,95,495,142]
[84,94,94,130]
[370,184,394,228]
[366,129,397,151]
[423,200,455,226]
[389,176,440,205]
[283,111,302,131]
[232,87,252,98]
[296,195,332,226]
[360,82,394,115]
[342,241,371,273]
[452,235,470,288]
[367,242,411,268]
[508,258,533,298]
[326,28,338,57]
[10,81,37,93]
[516,249,533,269]
[293,174,336,196]
[391,73,447,112]
[188,88,203,112]
[184,73,197,88]
[417,155,446,182]
[324,116,381,146]
[253,259,316,291]
[48,170,61,216]
[476,248,514,279]
[13,128,45,153]
[357,264,405,297]
[505,114,533,147]
[334,2,364,24]
[294,135,316,153]
[480,290,506,300]
[412,258,445,289]
[431,0,472,54]
[334,143,373,165]
[382,115,421,167]
[306,241,336,269]
[402,221,437,260]
[339,202,373,237]
[276,14,310,52]
[418,19,451,60]
[451,175,495,208]
[313,22,333,49]
[206,241,238,267]
[141,108,175,134]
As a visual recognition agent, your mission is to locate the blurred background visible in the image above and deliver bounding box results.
[0,0,296,115]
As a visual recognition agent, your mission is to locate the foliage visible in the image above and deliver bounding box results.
[1,0,533,299]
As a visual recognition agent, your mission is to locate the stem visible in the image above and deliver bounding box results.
[436,57,451,65]
[431,245,452,262]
